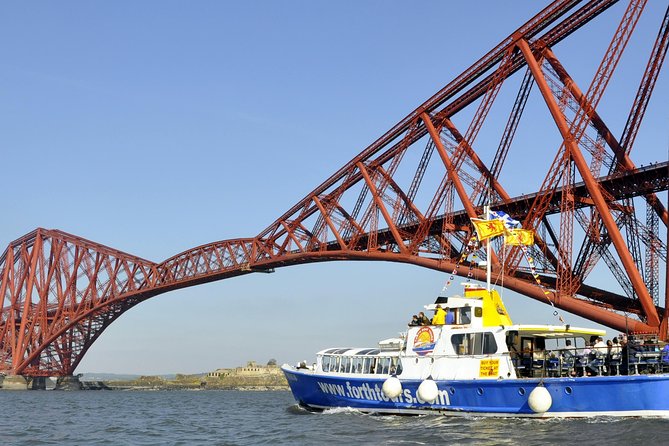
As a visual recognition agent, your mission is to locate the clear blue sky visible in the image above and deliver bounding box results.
[1,1,667,375]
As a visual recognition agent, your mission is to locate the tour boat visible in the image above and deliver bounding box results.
[282,212,669,418]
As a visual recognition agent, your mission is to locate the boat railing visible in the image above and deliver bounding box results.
[510,344,669,378]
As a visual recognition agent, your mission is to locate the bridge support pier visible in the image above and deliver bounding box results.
[30,376,48,390]
[55,375,83,391]
[0,375,29,390]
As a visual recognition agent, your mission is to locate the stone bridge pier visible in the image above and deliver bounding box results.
[0,375,28,390]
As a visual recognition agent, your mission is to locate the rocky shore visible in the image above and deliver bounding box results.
[105,369,289,391]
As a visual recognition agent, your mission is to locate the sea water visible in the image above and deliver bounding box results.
[2,390,668,445]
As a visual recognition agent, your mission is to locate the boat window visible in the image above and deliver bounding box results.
[361,357,369,374]
[323,348,339,354]
[459,307,472,324]
[482,333,498,354]
[327,357,335,373]
[390,357,402,375]
[377,357,390,374]
[451,332,498,355]
[341,356,351,373]
[322,355,331,372]
[352,357,363,373]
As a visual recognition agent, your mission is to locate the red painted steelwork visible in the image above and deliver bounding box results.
[1,0,668,377]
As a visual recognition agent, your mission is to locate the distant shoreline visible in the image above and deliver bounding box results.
[78,361,290,391]
[105,384,289,391]
[98,368,289,391]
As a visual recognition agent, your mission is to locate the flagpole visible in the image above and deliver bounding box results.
[485,204,492,293]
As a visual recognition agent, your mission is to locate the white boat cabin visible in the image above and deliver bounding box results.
[311,284,637,379]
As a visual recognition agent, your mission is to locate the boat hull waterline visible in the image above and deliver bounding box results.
[283,366,669,418]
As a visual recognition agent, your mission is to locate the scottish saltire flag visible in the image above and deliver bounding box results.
[490,210,521,229]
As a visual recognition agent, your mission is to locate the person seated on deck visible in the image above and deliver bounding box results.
[417,312,431,326]
[408,315,420,326]
[431,305,447,325]
[604,339,614,373]
[574,342,593,376]
[620,337,630,375]
[593,337,607,354]
[661,344,669,371]
[562,340,575,358]
[588,336,607,375]
[561,340,577,376]
[607,337,623,375]
[662,344,669,360]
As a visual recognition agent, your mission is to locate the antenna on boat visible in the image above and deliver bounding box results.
[485,203,492,293]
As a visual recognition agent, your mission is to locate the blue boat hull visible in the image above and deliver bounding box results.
[282,366,669,417]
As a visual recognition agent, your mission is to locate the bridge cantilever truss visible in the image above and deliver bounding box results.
[2,0,668,377]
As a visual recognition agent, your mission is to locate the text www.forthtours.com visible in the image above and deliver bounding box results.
[317,381,451,405]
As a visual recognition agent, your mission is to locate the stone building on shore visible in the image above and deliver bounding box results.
[205,360,287,389]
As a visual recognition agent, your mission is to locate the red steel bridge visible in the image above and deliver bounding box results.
[2,0,668,378]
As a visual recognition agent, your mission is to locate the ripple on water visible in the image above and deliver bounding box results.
[3,390,669,445]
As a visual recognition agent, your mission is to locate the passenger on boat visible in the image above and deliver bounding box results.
[431,305,447,325]
[445,308,455,325]
[561,340,577,376]
[620,337,630,375]
[417,312,431,325]
[408,315,420,326]
[604,339,613,372]
[621,338,644,375]
[662,344,669,368]
[562,340,575,359]
[574,342,593,376]
[368,359,377,374]
[593,337,607,354]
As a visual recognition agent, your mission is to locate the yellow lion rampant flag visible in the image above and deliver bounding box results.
[471,218,506,241]
[504,228,534,246]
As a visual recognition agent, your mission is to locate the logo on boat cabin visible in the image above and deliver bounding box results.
[412,326,436,356]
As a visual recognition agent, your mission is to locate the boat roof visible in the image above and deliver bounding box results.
[316,347,400,356]
[511,324,606,338]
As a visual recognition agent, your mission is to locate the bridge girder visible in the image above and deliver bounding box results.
[2,0,668,376]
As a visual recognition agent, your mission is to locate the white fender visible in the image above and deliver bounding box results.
[528,386,552,413]
[382,376,403,399]
[417,379,439,403]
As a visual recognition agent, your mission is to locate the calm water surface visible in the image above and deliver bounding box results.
[2,390,668,445]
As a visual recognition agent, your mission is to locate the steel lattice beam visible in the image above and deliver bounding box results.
[2,0,668,377]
